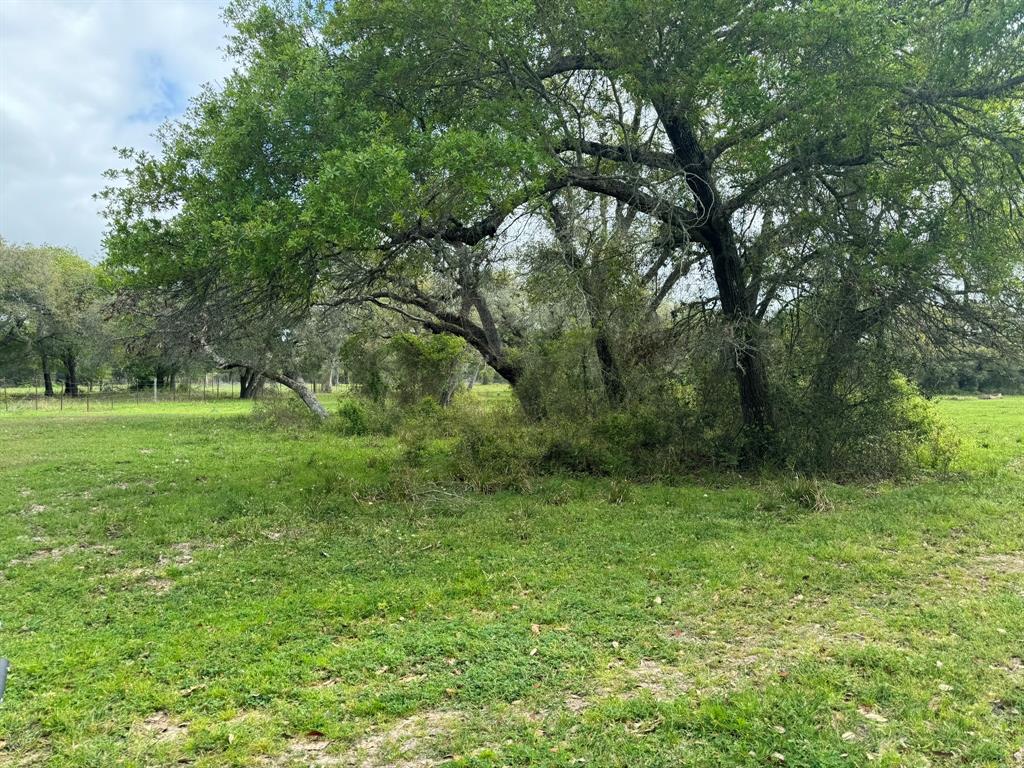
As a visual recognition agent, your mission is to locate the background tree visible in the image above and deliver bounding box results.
[0,240,112,396]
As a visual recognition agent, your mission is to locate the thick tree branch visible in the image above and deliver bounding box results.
[706,105,799,163]
[556,138,680,171]
[386,177,566,248]
[723,152,874,215]
[904,74,1024,102]
[535,54,609,80]
[563,167,705,241]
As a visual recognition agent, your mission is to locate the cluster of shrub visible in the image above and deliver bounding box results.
[254,327,959,488]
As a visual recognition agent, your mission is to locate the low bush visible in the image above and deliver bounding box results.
[334,398,371,436]
[331,397,401,437]
[446,402,549,491]
[425,397,720,488]
[253,368,957,485]
[250,395,320,432]
[388,332,470,406]
[773,375,958,479]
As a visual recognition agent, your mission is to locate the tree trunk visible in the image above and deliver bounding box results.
[63,354,80,397]
[708,230,774,451]
[196,337,329,420]
[468,292,524,388]
[322,360,336,393]
[440,365,463,406]
[593,325,626,408]
[548,195,628,409]
[258,370,329,420]
[489,357,522,387]
[239,367,263,399]
[41,353,54,397]
[655,101,775,456]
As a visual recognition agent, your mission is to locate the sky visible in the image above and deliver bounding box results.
[0,0,233,261]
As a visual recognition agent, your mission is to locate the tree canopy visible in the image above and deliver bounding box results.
[102,0,1024,467]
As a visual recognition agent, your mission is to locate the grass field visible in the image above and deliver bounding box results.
[0,393,1022,767]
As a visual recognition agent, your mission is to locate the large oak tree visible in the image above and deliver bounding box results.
[103,0,1024,459]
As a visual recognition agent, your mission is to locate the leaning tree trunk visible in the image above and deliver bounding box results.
[258,370,329,420]
[440,364,464,407]
[196,338,329,421]
[41,353,54,397]
[466,362,483,390]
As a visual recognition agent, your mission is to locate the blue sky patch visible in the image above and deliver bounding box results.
[125,50,187,124]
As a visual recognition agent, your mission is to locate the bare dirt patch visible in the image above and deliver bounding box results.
[564,694,590,713]
[106,541,219,590]
[993,656,1024,679]
[973,554,1024,575]
[7,543,120,567]
[273,732,345,766]
[957,554,1024,593]
[146,577,175,594]
[345,710,463,768]
[266,711,464,768]
[136,711,188,742]
[2,750,51,767]
[159,541,217,567]
[619,659,690,700]
[666,620,833,690]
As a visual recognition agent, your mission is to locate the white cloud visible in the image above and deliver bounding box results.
[0,0,232,261]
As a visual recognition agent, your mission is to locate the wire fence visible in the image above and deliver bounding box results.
[0,375,313,413]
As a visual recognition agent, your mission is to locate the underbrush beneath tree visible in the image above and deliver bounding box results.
[300,377,960,491]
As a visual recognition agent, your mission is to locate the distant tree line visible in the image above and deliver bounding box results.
[1,238,501,403]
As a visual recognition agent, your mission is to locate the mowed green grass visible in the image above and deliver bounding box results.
[0,394,1021,767]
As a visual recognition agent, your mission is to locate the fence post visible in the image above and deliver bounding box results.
[153,377,157,403]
